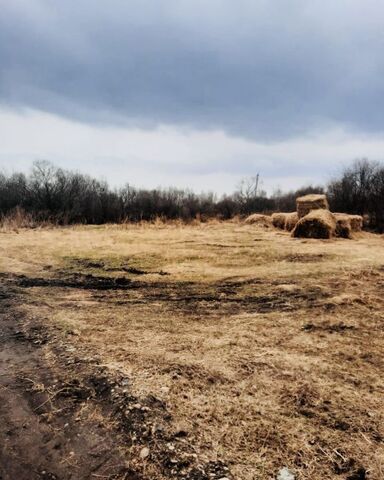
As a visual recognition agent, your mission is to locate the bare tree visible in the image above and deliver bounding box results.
[236,174,260,204]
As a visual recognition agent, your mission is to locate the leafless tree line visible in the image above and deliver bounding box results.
[0,159,383,230]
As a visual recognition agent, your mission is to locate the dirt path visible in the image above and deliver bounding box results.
[0,284,133,480]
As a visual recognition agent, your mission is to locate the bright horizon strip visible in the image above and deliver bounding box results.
[0,107,383,195]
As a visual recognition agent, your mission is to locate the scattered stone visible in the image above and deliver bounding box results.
[67,329,80,336]
[174,421,189,438]
[277,467,295,480]
[139,446,150,459]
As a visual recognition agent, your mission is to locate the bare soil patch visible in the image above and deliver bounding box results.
[0,288,130,480]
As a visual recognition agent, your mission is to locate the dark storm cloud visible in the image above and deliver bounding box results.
[1,0,384,139]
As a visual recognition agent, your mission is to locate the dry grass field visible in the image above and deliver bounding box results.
[1,221,384,479]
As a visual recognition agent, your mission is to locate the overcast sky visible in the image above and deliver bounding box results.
[1,0,384,194]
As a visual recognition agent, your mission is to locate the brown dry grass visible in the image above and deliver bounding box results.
[0,206,37,232]
[1,222,384,479]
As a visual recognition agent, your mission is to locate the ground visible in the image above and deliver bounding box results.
[0,221,383,480]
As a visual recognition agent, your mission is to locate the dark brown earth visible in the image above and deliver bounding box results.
[0,285,132,480]
[4,272,330,315]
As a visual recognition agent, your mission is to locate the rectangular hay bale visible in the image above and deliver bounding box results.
[296,194,329,218]
[292,209,336,239]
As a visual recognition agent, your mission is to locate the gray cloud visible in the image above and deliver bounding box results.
[1,0,384,139]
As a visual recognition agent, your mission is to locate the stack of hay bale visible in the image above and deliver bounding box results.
[244,193,363,240]
[296,194,329,219]
[292,194,363,239]
[293,194,335,238]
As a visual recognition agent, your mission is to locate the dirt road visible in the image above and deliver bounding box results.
[0,283,135,480]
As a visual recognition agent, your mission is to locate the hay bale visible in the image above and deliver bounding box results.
[284,212,299,231]
[292,209,336,239]
[296,194,329,218]
[363,214,370,229]
[334,213,363,232]
[244,213,272,228]
[334,213,350,221]
[272,212,288,229]
[334,214,352,239]
[349,215,363,232]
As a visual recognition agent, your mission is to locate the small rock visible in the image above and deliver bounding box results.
[174,421,189,438]
[277,467,295,480]
[139,447,150,459]
[152,424,164,434]
[67,329,80,336]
